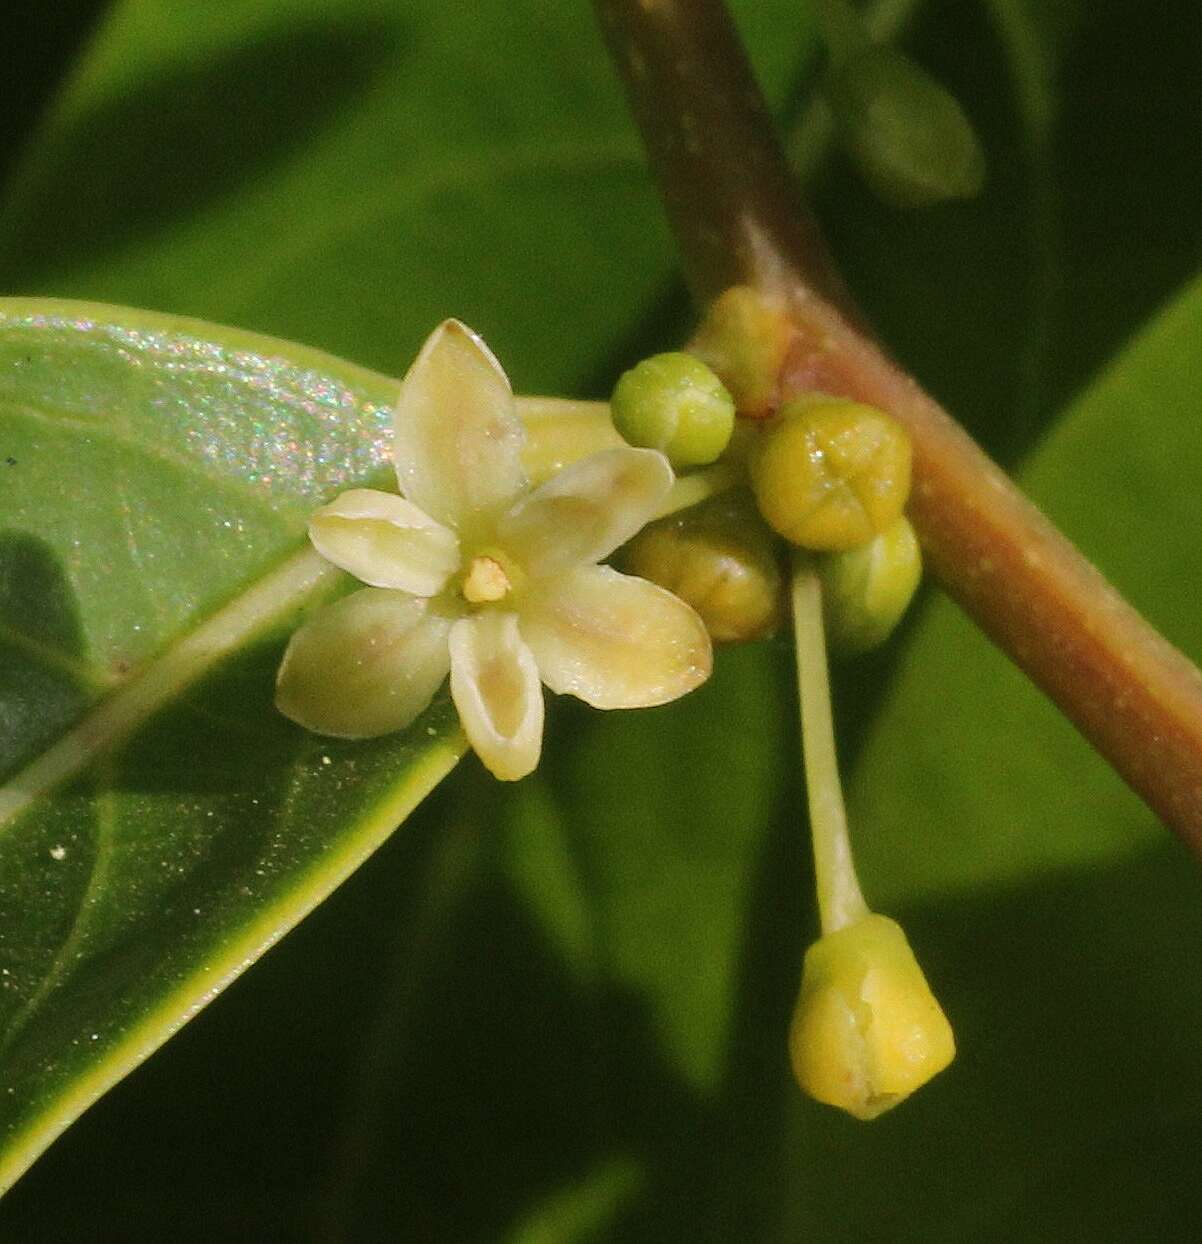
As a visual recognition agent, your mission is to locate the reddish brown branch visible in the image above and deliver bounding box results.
[595,0,1202,854]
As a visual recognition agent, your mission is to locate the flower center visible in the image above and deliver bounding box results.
[462,554,512,604]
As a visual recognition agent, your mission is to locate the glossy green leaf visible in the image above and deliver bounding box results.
[0,0,815,1217]
[0,299,466,1193]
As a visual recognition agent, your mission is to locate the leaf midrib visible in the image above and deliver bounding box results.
[0,546,337,834]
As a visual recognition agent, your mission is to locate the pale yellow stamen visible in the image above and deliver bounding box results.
[463,555,511,604]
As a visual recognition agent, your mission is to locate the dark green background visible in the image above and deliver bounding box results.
[3,0,1202,1239]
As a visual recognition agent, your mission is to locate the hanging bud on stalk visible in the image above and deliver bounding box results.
[790,913,955,1120]
[788,557,953,1120]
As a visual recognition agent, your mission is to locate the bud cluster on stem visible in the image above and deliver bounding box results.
[595,0,1202,855]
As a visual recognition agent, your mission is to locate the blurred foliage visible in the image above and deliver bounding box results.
[3,0,1202,1239]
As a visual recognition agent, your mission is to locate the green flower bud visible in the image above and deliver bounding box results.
[689,285,793,418]
[827,46,986,209]
[611,352,735,468]
[790,913,955,1120]
[622,492,783,642]
[749,396,911,551]
[821,515,921,654]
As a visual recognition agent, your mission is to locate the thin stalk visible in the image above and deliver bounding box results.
[595,0,1202,857]
[791,555,869,934]
[654,462,740,519]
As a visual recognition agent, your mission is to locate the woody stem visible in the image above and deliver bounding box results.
[594,0,1202,858]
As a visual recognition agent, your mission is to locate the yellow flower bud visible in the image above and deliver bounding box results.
[690,286,793,418]
[749,396,911,550]
[790,913,954,1120]
[622,493,783,642]
[821,515,921,655]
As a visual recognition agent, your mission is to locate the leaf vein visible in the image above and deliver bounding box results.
[0,772,119,1056]
[0,547,337,833]
[0,622,114,692]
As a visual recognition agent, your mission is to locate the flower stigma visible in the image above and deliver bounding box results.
[461,554,512,604]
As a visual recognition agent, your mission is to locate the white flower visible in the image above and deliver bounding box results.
[276,320,713,780]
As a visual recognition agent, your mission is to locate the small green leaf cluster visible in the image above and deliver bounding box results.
[818,0,985,209]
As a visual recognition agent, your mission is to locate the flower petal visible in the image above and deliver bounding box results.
[309,489,460,595]
[448,610,544,781]
[276,588,451,738]
[393,320,527,537]
[496,446,673,579]
[521,565,712,709]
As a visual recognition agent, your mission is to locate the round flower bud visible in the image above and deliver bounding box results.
[821,515,921,655]
[826,46,986,210]
[689,285,793,418]
[611,353,735,468]
[790,913,955,1121]
[622,493,783,642]
[749,397,911,551]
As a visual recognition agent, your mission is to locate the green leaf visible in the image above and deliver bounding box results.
[0,0,665,392]
[0,299,465,1192]
[0,0,813,393]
